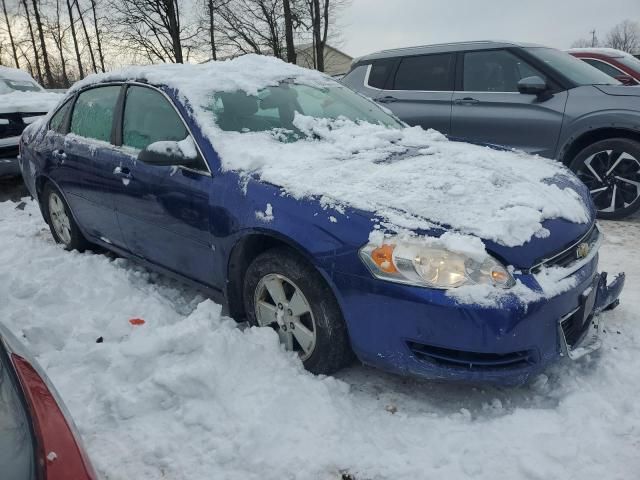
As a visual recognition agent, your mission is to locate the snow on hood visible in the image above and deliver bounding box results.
[0,90,63,114]
[214,116,590,247]
[73,55,590,248]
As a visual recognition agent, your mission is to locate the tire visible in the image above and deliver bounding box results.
[243,247,352,375]
[42,183,91,251]
[569,138,640,220]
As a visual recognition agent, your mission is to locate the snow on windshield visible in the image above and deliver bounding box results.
[74,54,590,247]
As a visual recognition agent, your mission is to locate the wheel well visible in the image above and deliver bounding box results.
[35,176,50,222]
[561,128,640,166]
[226,234,304,321]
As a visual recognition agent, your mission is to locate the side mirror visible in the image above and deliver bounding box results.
[614,74,637,86]
[137,136,201,169]
[517,76,548,95]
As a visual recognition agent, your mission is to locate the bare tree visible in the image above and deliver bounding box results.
[66,0,84,77]
[21,0,43,82]
[282,0,295,63]
[31,0,54,85]
[89,0,104,71]
[75,0,98,72]
[605,20,640,53]
[48,0,70,85]
[1,0,20,67]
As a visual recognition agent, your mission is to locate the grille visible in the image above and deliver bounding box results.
[0,112,46,140]
[407,342,536,370]
[0,145,19,159]
[530,224,600,274]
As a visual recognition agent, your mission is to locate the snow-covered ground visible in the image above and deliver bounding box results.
[0,196,638,480]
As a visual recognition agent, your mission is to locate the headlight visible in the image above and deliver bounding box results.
[359,238,515,289]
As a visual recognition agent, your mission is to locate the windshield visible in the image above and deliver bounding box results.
[210,81,403,135]
[0,79,42,94]
[526,47,621,86]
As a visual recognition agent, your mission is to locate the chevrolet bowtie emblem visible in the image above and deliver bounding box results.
[576,242,590,259]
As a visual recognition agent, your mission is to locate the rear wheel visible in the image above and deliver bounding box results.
[43,183,90,251]
[243,247,352,375]
[569,138,640,220]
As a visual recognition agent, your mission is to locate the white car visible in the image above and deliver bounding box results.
[0,66,61,178]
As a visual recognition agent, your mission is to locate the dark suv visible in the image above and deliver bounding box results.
[343,41,640,219]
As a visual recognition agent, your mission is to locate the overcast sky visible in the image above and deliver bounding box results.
[338,0,640,58]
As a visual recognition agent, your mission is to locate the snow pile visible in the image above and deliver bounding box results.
[72,55,589,248]
[0,199,639,480]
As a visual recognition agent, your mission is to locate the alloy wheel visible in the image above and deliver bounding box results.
[254,273,317,360]
[577,149,640,213]
[48,192,72,245]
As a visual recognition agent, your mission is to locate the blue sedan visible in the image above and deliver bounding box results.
[19,56,624,385]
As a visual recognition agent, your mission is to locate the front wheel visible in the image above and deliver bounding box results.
[243,247,352,375]
[569,138,640,220]
[43,183,90,251]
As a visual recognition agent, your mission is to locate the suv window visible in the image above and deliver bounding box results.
[582,59,623,78]
[49,99,73,133]
[463,50,544,92]
[367,59,395,89]
[392,54,455,91]
[70,86,121,142]
[122,86,188,150]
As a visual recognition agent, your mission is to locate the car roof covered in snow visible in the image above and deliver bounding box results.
[567,47,637,59]
[0,65,40,83]
[353,40,546,64]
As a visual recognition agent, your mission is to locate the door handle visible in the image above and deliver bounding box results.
[454,97,480,105]
[375,96,398,104]
[52,149,66,164]
[113,165,132,180]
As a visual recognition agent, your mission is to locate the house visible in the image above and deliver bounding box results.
[295,44,353,76]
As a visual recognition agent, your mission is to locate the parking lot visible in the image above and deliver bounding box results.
[1,181,638,480]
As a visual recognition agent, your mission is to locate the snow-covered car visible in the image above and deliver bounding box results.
[0,66,61,178]
[0,322,97,480]
[19,55,624,385]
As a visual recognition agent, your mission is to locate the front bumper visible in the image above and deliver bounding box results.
[333,258,625,385]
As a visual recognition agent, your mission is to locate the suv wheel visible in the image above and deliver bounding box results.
[43,183,90,251]
[570,138,640,220]
[243,247,352,375]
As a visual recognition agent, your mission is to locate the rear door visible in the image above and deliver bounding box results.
[51,85,127,246]
[109,85,215,287]
[450,49,567,157]
[377,53,455,134]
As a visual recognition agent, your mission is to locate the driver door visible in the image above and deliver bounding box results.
[110,85,216,287]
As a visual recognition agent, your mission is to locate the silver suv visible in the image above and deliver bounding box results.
[343,41,640,219]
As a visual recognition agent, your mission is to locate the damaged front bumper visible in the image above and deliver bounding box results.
[558,272,625,360]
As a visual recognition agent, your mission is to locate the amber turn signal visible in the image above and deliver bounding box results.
[371,244,398,273]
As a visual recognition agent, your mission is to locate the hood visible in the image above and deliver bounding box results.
[213,117,592,255]
[0,91,62,115]
[595,84,640,97]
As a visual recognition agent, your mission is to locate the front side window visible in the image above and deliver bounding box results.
[392,54,455,91]
[70,86,121,142]
[463,50,545,92]
[210,81,402,135]
[582,59,624,78]
[122,86,188,150]
[49,99,73,133]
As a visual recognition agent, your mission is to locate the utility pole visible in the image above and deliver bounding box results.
[590,29,597,47]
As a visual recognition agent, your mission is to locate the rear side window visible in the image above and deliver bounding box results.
[70,86,121,142]
[122,86,188,150]
[582,59,623,78]
[0,348,36,480]
[463,50,545,92]
[392,54,455,91]
[49,99,73,133]
[367,59,395,89]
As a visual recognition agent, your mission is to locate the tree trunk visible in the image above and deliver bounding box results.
[90,0,105,71]
[55,0,70,86]
[283,0,296,63]
[311,0,323,71]
[207,0,216,60]
[75,0,98,73]
[21,0,43,83]
[2,0,20,68]
[66,0,84,78]
[166,0,183,63]
[31,0,54,86]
